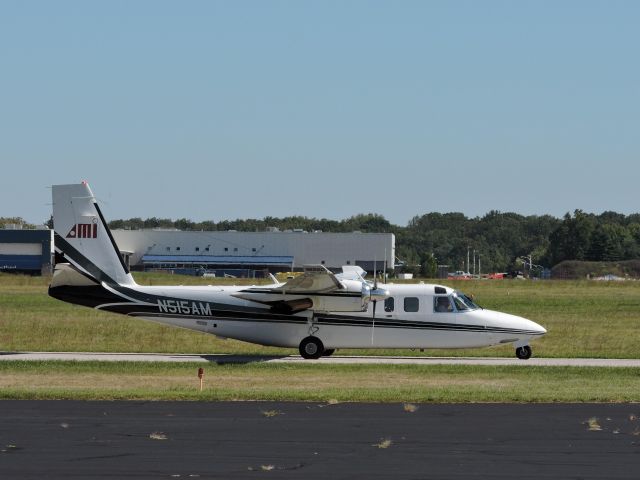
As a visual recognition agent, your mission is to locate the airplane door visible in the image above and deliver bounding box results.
[370,296,396,346]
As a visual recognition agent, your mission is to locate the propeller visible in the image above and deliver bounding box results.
[372,258,378,320]
[367,257,390,345]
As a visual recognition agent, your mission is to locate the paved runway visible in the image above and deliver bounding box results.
[0,401,639,479]
[2,351,640,367]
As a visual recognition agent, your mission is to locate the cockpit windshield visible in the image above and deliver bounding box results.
[454,291,479,311]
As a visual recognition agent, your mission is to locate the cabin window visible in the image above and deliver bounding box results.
[453,296,469,311]
[434,296,454,313]
[455,291,479,310]
[404,297,419,312]
[384,297,394,312]
[195,247,200,252]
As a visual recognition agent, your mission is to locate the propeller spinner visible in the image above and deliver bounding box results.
[363,277,390,319]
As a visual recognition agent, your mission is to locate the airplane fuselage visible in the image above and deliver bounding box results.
[51,281,545,351]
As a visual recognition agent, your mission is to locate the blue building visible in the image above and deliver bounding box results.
[0,229,53,275]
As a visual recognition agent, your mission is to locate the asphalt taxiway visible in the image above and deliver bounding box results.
[1,401,639,479]
[2,351,640,367]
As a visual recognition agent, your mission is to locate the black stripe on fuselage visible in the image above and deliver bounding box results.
[97,300,541,336]
[315,315,542,335]
[123,310,542,336]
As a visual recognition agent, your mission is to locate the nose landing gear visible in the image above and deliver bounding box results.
[515,345,532,360]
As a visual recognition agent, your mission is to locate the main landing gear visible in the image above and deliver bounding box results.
[299,336,328,360]
[515,345,532,360]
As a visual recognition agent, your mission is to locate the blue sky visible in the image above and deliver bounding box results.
[1,1,638,225]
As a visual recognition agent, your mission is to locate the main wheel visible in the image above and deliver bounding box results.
[299,337,324,359]
[322,348,335,357]
[515,345,532,360]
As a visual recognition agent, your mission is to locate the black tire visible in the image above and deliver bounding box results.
[515,345,532,360]
[299,337,324,360]
[322,349,335,357]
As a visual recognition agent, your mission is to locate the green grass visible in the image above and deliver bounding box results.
[2,273,640,358]
[0,360,638,402]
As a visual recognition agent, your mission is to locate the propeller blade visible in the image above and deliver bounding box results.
[374,253,380,289]
[371,299,377,346]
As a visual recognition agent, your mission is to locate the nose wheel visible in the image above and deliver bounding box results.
[515,345,532,360]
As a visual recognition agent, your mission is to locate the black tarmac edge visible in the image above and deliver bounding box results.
[1,401,639,479]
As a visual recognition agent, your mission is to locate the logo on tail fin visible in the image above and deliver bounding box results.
[66,218,98,239]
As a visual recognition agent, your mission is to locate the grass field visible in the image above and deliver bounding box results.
[2,272,640,358]
[2,273,640,402]
[0,360,638,402]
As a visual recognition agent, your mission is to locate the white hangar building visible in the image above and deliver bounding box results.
[112,229,395,277]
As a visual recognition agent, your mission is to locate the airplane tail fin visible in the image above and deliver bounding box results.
[51,182,135,287]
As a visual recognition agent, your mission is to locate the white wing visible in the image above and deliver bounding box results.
[233,265,365,313]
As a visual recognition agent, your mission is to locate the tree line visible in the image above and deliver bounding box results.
[0,217,37,230]
[106,210,640,274]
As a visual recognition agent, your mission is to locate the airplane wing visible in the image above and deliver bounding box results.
[232,265,365,314]
[270,265,343,294]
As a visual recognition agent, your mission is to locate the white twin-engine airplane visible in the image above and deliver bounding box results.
[49,182,546,360]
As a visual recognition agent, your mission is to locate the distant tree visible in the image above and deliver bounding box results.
[420,254,438,278]
[174,218,195,231]
[344,213,393,233]
[196,220,217,231]
[0,217,36,229]
[628,223,640,251]
[109,219,124,229]
[143,217,161,229]
[548,210,595,264]
[598,211,627,225]
[588,224,632,261]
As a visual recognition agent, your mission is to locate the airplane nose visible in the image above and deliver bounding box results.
[506,313,547,336]
[527,319,547,335]
[479,310,546,337]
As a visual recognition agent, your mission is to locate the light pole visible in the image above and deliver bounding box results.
[473,249,476,276]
